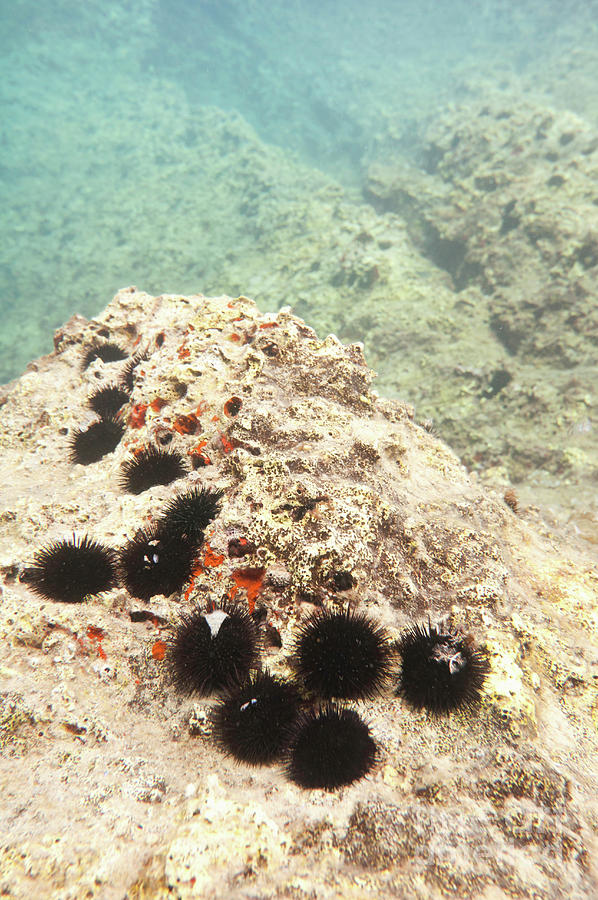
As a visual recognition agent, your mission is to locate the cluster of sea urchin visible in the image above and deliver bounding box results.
[27,328,225,605]
[24,329,492,793]
[24,484,223,604]
[291,607,489,716]
[166,599,489,791]
[167,602,378,788]
[69,338,134,465]
[115,484,224,601]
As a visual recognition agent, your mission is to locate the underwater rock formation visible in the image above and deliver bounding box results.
[365,88,598,522]
[0,288,596,899]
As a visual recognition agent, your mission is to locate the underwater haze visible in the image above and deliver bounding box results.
[2,0,598,527]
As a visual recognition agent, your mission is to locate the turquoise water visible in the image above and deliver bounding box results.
[2,0,592,383]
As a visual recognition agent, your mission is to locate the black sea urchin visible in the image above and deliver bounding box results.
[285,704,377,790]
[292,608,394,700]
[169,602,259,696]
[88,384,130,419]
[24,534,117,603]
[159,486,224,542]
[119,447,188,494]
[396,621,490,715]
[117,526,196,601]
[70,418,125,465]
[212,671,300,765]
[82,341,128,369]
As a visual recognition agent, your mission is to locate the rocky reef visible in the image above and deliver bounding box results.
[362,88,598,524]
[0,288,596,899]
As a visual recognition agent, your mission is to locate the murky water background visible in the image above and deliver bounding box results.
[2,0,597,529]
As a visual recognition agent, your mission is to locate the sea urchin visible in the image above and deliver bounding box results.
[292,608,394,699]
[81,341,128,369]
[24,534,117,603]
[169,602,259,696]
[396,621,490,715]
[69,418,125,465]
[212,671,300,765]
[117,525,196,601]
[285,704,377,790]
[88,384,130,420]
[159,485,224,542]
[119,446,188,494]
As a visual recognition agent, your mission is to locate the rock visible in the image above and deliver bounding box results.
[363,87,598,518]
[0,288,596,899]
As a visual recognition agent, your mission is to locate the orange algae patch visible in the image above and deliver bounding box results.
[173,413,199,435]
[259,321,278,329]
[87,625,105,641]
[182,548,224,601]
[229,333,241,342]
[219,433,235,454]
[204,543,225,568]
[129,403,148,428]
[190,439,211,467]
[86,625,107,659]
[231,566,265,613]
[152,640,166,661]
[184,564,204,601]
[177,344,190,360]
[150,396,167,412]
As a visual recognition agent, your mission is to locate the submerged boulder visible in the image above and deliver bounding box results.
[0,288,596,899]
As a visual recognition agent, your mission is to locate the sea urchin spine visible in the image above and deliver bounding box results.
[88,384,130,420]
[69,418,125,465]
[117,525,196,601]
[159,485,224,542]
[81,341,128,369]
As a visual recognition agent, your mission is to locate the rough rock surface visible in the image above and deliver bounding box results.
[364,88,598,523]
[0,288,596,899]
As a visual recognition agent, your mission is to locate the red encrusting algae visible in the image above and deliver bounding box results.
[152,640,166,661]
[129,403,148,428]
